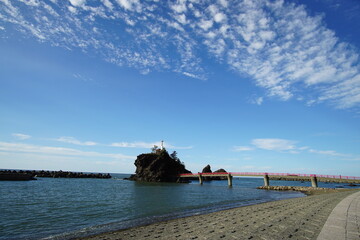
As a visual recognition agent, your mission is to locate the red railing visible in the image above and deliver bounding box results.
[179,172,360,180]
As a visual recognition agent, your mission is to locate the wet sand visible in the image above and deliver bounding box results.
[79,189,358,240]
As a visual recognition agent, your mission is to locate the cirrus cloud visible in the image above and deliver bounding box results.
[232,146,254,152]
[111,141,193,150]
[12,133,31,140]
[56,136,97,146]
[251,138,297,151]
[233,138,360,161]
[0,0,359,109]
[0,141,134,160]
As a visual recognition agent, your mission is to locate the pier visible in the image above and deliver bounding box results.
[179,172,360,187]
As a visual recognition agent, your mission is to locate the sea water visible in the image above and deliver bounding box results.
[0,174,354,240]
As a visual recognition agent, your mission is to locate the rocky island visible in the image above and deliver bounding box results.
[128,146,191,182]
[200,164,228,180]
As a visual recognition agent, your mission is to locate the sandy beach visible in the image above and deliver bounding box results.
[79,189,358,240]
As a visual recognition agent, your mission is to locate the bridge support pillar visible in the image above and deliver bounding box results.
[198,173,203,185]
[311,175,318,188]
[227,174,233,187]
[264,174,270,187]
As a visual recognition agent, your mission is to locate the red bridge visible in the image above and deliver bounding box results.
[179,172,360,187]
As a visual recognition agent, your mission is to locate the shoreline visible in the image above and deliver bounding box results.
[78,188,358,240]
[257,185,355,196]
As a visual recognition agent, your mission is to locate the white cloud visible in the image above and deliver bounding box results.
[251,138,297,151]
[198,19,213,31]
[233,146,254,152]
[0,141,134,160]
[111,141,155,148]
[0,150,135,173]
[116,0,141,11]
[167,21,184,31]
[67,5,76,13]
[125,18,136,26]
[207,4,219,16]
[1,0,360,109]
[214,12,226,23]
[218,0,228,8]
[69,0,86,7]
[251,96,263,105]
[175,14,187,25]
[318,73,360,109]
[182,71,205,80]
[111,141,193,150]
[170,0,187,13]
[234,138,359,161]
[259,30,275,41]
[73,73,93,82]
[101,0,113,10]
[12,133,31,140]
[56,136,97,146]
[19,0,40,7]
[308,149,348,157]
[212,0,360,108]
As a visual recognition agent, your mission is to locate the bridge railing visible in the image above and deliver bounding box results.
[179,172,360,180]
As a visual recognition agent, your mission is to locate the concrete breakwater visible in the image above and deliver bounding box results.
[257,186,357,195]
[0,170,111,180]
[257,186,334,192]
[269,175,360,184]
[0,171,36,181]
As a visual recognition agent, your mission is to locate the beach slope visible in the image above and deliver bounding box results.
[80,190,358,240]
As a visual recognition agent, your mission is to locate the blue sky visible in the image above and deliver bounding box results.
[0,0,359,176]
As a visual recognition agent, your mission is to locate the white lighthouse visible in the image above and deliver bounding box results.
[160,140,164,150]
